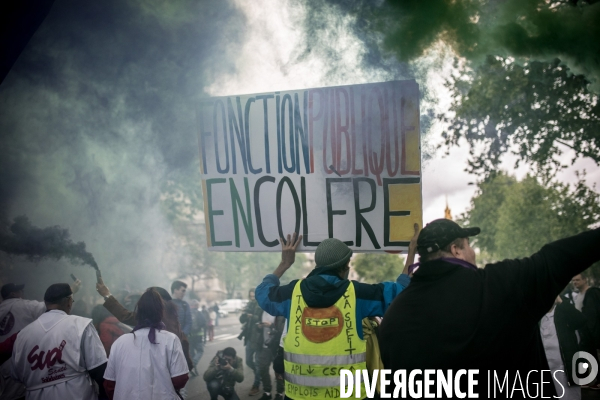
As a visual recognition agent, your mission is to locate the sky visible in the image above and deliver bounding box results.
[0,0,598,296]
[208,0,600,224]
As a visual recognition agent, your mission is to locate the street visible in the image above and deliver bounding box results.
[184,314,600,400]
[187,314,268,400]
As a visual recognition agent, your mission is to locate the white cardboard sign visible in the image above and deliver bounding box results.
[196,80,422,252]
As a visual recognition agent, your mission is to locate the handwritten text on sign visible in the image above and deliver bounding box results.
[197,80,422,252]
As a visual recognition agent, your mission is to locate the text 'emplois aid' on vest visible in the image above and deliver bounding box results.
[196,80,423,252]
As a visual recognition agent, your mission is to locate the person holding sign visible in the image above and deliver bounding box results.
[255,228,417,400]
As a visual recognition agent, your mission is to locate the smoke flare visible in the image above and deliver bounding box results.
[0,216,98,270]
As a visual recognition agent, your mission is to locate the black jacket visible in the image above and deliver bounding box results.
[551,298,587,385]
[379,228,600,399]
[239,299,263,347]
[582,287,600,349]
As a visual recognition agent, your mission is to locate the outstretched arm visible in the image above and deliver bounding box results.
[96,278,136,326]
[486,228,600,322]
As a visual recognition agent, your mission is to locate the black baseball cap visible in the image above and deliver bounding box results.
[44,283,73,303]
[1,283,25,299]
[417,219,480,256]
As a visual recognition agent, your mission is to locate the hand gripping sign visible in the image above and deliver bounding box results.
[196,80,423,252]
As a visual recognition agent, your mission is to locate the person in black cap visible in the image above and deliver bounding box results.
[11,283,107,400]
[0,280,81,342]
[379,219,600,398]
[254,228,419,400]
[0,280,81,400]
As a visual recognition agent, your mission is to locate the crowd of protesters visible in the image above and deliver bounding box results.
[0,275,222,399]
[0,219,599,400]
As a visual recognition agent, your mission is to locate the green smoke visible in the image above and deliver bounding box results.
[301,0,600,88]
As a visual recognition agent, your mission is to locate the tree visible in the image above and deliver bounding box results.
[300,0,600,85]
[215,251,308,298]
[161,170,214,290]
[443,56,600,176]
[460,172,600,276]
[352,253,405,283]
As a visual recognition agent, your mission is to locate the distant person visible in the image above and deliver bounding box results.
[189,299,206,375]
[572,274,591,311]
[379,219,600,397]
[1,280,80,400]
[213,303,220,326]
[571,272,600,388]
[171,280,192,337]
[201,305,210,343]
[540,295,587,400]
[269,317,286,400]
[91,304,128,357]
[208,307,216,341]
[70,297,90,318]
[203,347,244,400]
[255,311,276,400]
[239,288,264,396]
[123,293,141,312]
[11,283,107,399]
[572,273,600,339]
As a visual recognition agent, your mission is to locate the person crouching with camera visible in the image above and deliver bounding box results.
[203,347,244,400]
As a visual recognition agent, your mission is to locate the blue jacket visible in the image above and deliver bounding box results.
[172,298,192,336]
[256,271,410,340]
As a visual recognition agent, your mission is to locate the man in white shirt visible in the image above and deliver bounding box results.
[0,281,81,341]
[572,275,589,312]
[0,281,80,400]
[11,283,107,400]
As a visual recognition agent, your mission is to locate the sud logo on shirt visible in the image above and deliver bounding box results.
[28,340,66,371]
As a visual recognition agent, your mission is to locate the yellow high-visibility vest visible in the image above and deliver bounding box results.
[283,280,366,400]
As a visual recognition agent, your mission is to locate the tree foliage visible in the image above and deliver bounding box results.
[215,251,309,298]
[460,172,600,275]
[443,56,600,176]
[300,0,600,87]
[352,253,405,283]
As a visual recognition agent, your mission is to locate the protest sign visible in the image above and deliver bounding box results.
[196,80,422,252]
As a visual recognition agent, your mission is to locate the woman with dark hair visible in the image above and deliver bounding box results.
[103,288,189,399]
[96,280,193,370]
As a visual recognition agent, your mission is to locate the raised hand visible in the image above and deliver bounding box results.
[96,276,111,298]
[273,232,303,278]
[71,279,82,294]
[281,232,302,267]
